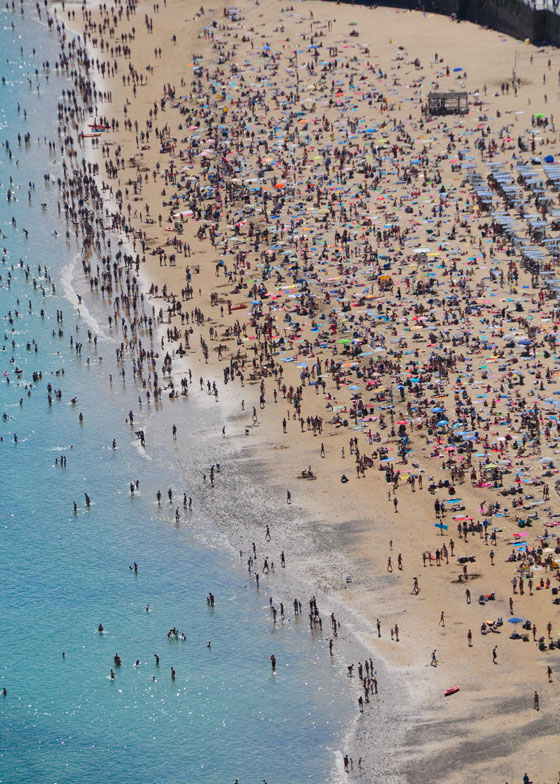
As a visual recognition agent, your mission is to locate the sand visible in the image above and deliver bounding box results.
[57,0,560,780]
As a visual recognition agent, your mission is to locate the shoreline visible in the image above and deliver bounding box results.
[44,0,560,780]
[56,4,371,779]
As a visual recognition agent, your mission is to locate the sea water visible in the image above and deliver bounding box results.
[0,7,353,783]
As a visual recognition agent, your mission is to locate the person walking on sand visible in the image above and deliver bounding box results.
[431,650,438,667]
[533,690,539,711]
[467,629,473,647]
[492,645,498,664]
[547,665,553,683]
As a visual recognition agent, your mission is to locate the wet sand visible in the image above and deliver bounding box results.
[50,0,560,780]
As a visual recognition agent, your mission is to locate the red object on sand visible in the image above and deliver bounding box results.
[444,686,461,696]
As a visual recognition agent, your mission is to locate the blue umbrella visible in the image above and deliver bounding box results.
[508,617,524,624]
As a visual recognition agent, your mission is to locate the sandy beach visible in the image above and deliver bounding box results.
[45,0,560,779]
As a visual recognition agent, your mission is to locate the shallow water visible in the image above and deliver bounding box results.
[0,8,352,783]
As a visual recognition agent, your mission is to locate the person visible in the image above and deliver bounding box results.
[97,623,104,632]
[270,654,276,671]
[492,645,498,664]
[110,669,116,680]
[431,650,438,666]
[547,665,553,683]
[533,691,539,711]
[467,629,472,647]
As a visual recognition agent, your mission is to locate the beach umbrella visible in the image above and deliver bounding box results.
[508,617,524,624]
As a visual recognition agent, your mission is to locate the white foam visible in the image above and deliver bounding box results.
[60,252,114,342]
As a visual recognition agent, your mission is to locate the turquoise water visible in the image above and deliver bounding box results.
[0,8,351,783]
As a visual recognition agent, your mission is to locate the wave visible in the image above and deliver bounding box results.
[60,252,115,343]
